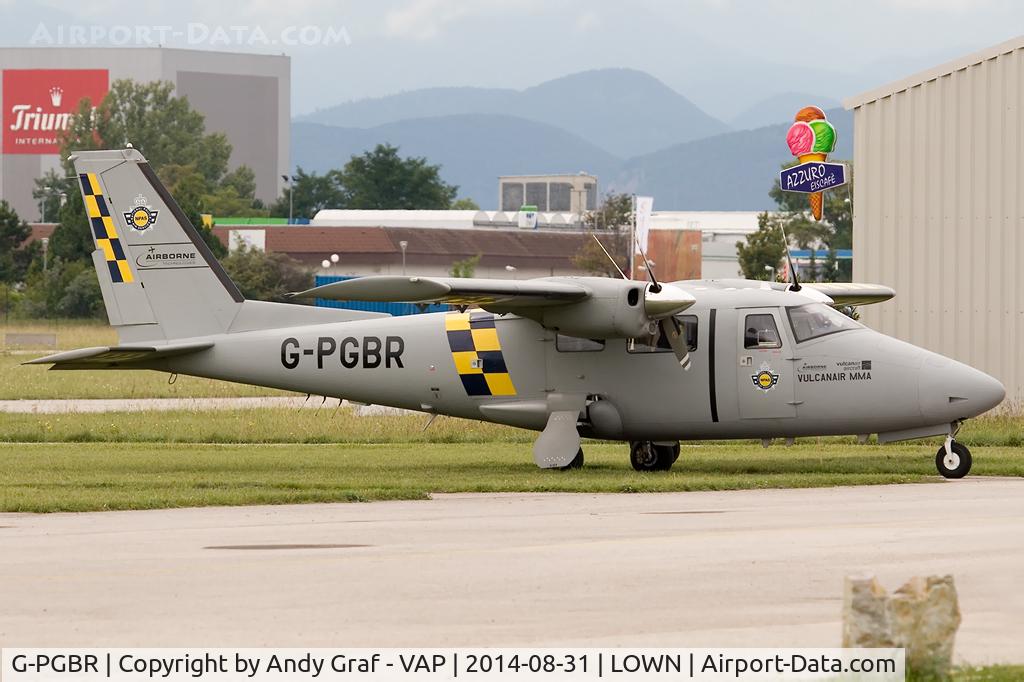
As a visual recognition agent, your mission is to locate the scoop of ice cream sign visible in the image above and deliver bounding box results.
[781,106,847,221]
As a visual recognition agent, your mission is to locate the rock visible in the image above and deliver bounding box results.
[842,574,961,679]
[842,574,892,648]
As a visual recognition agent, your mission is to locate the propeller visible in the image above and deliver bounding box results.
[634,234,691,370]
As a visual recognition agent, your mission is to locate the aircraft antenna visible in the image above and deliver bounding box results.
[778,222,801,292]
[591,234,627,279]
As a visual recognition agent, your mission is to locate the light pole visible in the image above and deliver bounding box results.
[399,240,408,275]
[41,237,49,273]
[281,174,294,225]
[764,265,775,281]
[39,185,53,221]
[505,264,517,279]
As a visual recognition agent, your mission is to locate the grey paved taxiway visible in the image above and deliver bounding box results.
[1,480,1022,663]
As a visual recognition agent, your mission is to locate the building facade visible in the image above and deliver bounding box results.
[498,173,597,213]
[0,47,289,220]
[845,36,1024,402]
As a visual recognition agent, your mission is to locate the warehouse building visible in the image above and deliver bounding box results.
[845,35,1024,401]
[0,47,289,220]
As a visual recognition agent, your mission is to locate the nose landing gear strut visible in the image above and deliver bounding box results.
[936,422,972,479]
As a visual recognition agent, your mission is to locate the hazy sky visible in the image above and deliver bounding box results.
[2,1,1021,118]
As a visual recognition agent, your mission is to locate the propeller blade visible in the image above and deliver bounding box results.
[634,234,661,292]
[659,317,691,370]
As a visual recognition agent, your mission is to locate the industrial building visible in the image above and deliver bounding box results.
[498,173,597,213]
[846,35,1024,402]
[0,47,289,220]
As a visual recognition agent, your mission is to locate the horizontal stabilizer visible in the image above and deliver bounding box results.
[290,275,589,310]
[24,341,214,369]
[802,282,895,307]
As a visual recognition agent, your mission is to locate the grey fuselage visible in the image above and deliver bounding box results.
[161,280,1005,444]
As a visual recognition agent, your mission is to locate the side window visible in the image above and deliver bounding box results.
[556,334,605,352]
[744,314,781,349]
[628,315,698,353]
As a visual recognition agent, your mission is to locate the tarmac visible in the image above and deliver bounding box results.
[1,480,1022,664]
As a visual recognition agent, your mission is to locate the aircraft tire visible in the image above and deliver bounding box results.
[935,441,971,479]
[630,441,674,472]
[669,442,681,464]
[560,448,584,470]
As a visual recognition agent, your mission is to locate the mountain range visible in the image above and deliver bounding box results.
[293,69,853,211]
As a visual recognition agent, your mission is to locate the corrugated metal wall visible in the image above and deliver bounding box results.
[852,48,1024,403]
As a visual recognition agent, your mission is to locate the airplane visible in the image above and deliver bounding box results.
[29,148,1005,479]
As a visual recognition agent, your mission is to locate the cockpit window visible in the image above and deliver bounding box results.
[786,303,863,343]
[743,314,781,349]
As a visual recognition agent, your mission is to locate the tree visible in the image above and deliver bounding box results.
[452,197,480,210]
[52,79,245,262]
[270,168,346,219]
[338,144,457,209]
[450,254,480,278]
[221,245,313,302]
[0,200,38,285]
[737,212,786,280]
[769,160,853,282]
[572,193,632,277]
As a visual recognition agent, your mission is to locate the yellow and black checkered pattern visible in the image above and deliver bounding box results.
[79,172,133,284]
[445,310,516,397]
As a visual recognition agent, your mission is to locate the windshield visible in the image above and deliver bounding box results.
[786,303,862,343]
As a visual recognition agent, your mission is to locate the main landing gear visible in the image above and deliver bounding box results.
[559,447,584,471]
[629,441,680,472]
[936,436,972,479]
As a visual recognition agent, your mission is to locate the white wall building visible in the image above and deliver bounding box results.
[650,211,765,279]
[845,35,1024,403]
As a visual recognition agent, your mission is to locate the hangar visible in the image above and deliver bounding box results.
[846,35,1024,402]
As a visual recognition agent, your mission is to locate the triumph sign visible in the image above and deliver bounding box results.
[3,69,108,154]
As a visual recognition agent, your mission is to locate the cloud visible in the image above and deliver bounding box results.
[383,0,473,40]
[574,10,600,33]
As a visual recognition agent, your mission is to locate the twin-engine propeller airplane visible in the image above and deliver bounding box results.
[30,148,1005,478]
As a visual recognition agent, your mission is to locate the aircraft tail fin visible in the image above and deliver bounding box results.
[71,148,244,343]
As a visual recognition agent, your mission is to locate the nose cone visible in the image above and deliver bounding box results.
[966,368,1006,415]
[920,358,1005,421]
[644,283,696,319]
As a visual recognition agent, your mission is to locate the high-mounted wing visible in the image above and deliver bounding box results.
[291,275,696,341]
[290,276,589,311]
[801,282,895,307]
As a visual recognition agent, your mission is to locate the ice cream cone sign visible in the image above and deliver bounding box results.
[781,106,845,221]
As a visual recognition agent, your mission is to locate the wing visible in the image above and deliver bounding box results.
[290,275,695,347]
[24,341,214,369]
[289,275,590,311]
[801,282,895,307]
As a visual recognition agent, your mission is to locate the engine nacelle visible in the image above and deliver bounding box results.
[516,278,694,339]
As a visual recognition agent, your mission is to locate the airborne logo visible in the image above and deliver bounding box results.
[135,246,201,269]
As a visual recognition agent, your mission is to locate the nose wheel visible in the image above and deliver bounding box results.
[630,441,679,472]
[935,439,972,479]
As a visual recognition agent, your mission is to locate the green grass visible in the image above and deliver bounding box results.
[1,438,1021,513]
[948,666,1024,681]
[1,319,116,349]
[0,408,531,443]
[0,354,291,399]
[1,320,288,399]
[1,408,1022,447]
